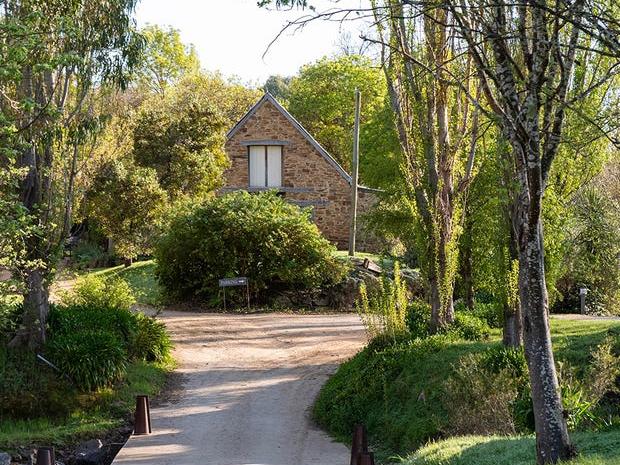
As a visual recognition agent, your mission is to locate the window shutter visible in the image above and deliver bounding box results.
[267,146,282,187]
[249,146,266,187]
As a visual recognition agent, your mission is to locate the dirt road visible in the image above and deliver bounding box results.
[112,311,366,465]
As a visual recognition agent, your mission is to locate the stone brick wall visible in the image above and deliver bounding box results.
[223,98,381,252]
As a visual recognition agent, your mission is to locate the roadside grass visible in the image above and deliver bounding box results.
[0,360,171,450]
[313,318,620,461]
[57,260,161,306]
[404,430,620,465]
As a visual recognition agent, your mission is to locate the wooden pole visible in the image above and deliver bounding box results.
[349,89,361,257]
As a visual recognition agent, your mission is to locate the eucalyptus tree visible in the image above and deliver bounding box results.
[0,0,143,347]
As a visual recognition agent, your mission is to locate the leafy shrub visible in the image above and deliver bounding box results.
[443,352,520,435]
[72,241,108,269]
[130,313,172,363]
[61,274,135,310]
[357,261,408,340]
[405,300,431,339]
[0,348,78,418]
[48,304,138,350]
[471,302,503,328]
[452,312,491,341]
[0,301,22,342]
[155,191,347,302]
[46,330,127,391]
[480,345,528,378]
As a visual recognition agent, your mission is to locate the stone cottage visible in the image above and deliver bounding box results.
[221,92,380,251]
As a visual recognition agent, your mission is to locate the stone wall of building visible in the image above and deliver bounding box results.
[223,99,380,252]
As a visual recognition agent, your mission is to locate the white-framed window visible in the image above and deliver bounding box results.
[249,145,282,188]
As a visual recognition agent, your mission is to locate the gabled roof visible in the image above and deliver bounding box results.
[226,92,352,184]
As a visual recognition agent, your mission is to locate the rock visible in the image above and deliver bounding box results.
[74,439,105,465]
[272,293,293,308]
[0,452,11,465]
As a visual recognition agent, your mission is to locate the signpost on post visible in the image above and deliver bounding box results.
[579,287,588,315]
[219,277,250,311]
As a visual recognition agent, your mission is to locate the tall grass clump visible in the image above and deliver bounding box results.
[357,261,408,341]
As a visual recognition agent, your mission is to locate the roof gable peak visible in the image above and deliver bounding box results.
[226,92,352,183]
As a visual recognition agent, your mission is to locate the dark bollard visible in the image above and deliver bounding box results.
[350,424,368,465]
[357,452,375,465]
[36,447,54,465]
[134,395,152,435]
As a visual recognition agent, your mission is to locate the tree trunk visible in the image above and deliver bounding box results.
[9,268,49,349]
[461,216,475,311]
[503,215,523,347]
[520,220,574,463]
[429,229,456,332]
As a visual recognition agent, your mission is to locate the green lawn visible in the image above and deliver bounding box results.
[0,360,171,449]
[59,260,161,306]
[405,430,620,465]
[313,318,620,463]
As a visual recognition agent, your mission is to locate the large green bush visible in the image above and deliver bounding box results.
[155,191,347,301]
[46,330,128,391]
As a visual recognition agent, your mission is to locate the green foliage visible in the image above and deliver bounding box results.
[85,159,167,260]
[405,300,432,339]
[48,304,137,349]
[131,313,173,363]
[468,302,504,329]
[71,241,109,269]
[60,274,136,310]
[287,55,400,187]
[134,25,200,94]
[263,75,291,102]
[452,313,491,341]
[443,353,520,435]
[563,188,620,314]
[0,301,22,343]
[0,348,77,419]
[0,360,169,448]
[132,78,229,201]
[314,319,620,460]
[46,330,127,391]
[356,262,408,340]
[155,191,346,302]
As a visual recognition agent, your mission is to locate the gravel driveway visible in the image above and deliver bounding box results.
[112,311,366,465]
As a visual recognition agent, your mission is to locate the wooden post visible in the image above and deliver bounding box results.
[349,89,361,257]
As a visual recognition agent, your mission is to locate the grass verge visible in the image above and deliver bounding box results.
[0,359,172,450]
[313,318,620,461]
[404,430,620,465]
[57,260,160,306]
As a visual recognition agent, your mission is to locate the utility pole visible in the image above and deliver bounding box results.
[348,89,361,257]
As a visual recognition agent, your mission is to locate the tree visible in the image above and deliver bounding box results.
[85,159,167,261]
[263,75,291,102]
[132,78,229,202]
[134,24,200,95]
[371,2,480,331]
[287,55,394,177]
[1,0,143,348]
[447,0,620,461]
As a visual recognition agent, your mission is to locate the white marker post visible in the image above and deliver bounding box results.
[348,89,361,257]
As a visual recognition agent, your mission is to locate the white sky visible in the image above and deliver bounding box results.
[135,0,371,86]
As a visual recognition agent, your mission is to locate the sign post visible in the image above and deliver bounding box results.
[219,277,250,311]
[579,287,588,315]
